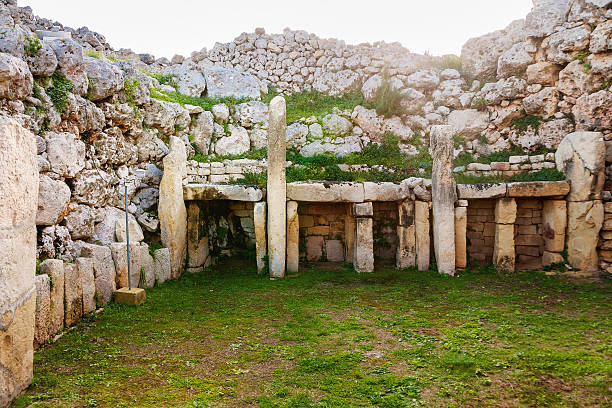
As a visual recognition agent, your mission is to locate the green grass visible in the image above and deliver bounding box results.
[14,260,611,407]
[151,88,251,111]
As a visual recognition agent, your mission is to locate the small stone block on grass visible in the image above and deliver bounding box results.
[114,287,146,306]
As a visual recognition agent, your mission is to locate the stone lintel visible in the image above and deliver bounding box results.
[507,181,570,197]
[183,183,264,202]
[287,181,365,202]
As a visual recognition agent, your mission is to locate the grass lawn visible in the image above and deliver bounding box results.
[13,260,612,408]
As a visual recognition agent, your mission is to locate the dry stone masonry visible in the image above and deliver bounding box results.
[1,0,612,405]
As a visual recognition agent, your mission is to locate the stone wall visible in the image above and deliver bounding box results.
[466,200,496,264]
[299,203,348,263]
[515,199,544,269]
[459,153,556,178]
[373,202,399,260]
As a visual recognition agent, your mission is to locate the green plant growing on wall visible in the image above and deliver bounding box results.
[574,50,592,73]
[47,71,74,114]
[84,49,102,59]
[24,34,42,56]
[511,110,545,134]
[372,68,406,118]
[123,77,141,117]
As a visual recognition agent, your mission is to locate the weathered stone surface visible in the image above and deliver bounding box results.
[312,70,361,96]
[114,287,146,305]
[0,52,33,100]
[187,202,209,269]
[589,20,612,53]
[398,200,415,226]
[36,175,70,226]
[254,202,267,274]
[493,224,515,273]
[363,182,409,202]
[138,244,155,288]
[63,263,83,326]
[82,56,124,101]
[354,218,374,273]
[287,181,365,202]
[556,132,605,201]
[542,251,564,266]
[344,204,355,262]
[558,60,603,98]
[0,116,37,407]
[306,236,324,261]
[63,204,95,239]
[115,217,144,243]
[497,41,534,78]
[45,132,86,178]
[77,257,96,314]
[415,201,430,271]
[153,247,171,284]
[507,181,570,197]
[525,0,571,37]
[526,62,561,86]
[159,136,187,278]
[215,125,250,156]
[353,202,374,217]
[184,183,264,202]
[447,109,489,140]
[430,125,456,275]
[572,90,612,132]
[542,200,567,253]
[34,274,50,348]
[202,65,261,99]
[324,240,343,262]
[110,242,142,289]
[396,225,416,269]
[495,198,517,225]
[49,38,88,95]
[321,114,353,137]
[267,96,287,278]
[39,260,64,336]
[457,183,507,199]
[25,40,57,77]
[79,243,115,305]
[191,110,214,155]
[455,207,467,269]
[286,201,299,273]
[567,200,603,273]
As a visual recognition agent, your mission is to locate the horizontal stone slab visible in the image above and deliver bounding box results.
[457,183,507,199]
[287,181,365,202]
[507,181,570,197]
[184,183,264,201]
[363,182,409,202]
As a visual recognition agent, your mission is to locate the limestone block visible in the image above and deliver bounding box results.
[287,181,365,202]
[183,183,264,201]
[187,202,209,268]
[543,251,564,266]
[306,236,324,261]
[415,201,431,271]
[493,224,515,273]
[159,136,187,278]
[567,200,603,273]
[542,200,567,253]
[556,132,605,202]
[39,259,64,336]
[77,258,96,314]
[110,242,142,289]
[507,181,570,197]
[352,202,373,217]
[455,207,467,269]
[398,200,415,226]
[79,243,115,305]
[363,182,409,202]
[287,201,299,273]
[153,247,171,284]
[431,125,456,275]
[344,204,355,262]
[115,218,144,243]
[138,244,156,288]
[495,198,517,224]
[267,96,287,278]
[396,225,416,269]
[254,202,267,274]
[354,217,374,273]
[326,240,344,262]
[34,274,51,348]
[457,183,507,199]
[64,263,83,326]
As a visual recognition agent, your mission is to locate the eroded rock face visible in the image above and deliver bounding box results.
[0,52,33,99]
[202,65,261,99]
[215,125,250,156]
[572,90,612,131]
[45,132,86,178]
[312,70,361,96]
[82,56,124,101]
[36,175,70,226]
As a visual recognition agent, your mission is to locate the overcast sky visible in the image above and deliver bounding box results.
[22,0,533,58]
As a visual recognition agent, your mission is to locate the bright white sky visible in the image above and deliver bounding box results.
[22,0,533,58]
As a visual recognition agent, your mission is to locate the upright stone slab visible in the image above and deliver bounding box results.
[286,201,299,273]
[34,274,51,348]
[39,259,64,337]
[396,226,416,269]
[153,247,171,284]
[415,201,431,271]
[79,243,115,305]
[567,200,603,272]
[187,202,209,269]
[253,202,267,274]
[110,242,141,289]
[267,96,287,278]
[353,203,374,273]
[542,200,567,257]
[0,117,38,407]
[138,244,156,288]
[493,198,517,273]
[430,125,456,275]
[64,263,83,327]
[344,204,355,262]
[455,206,468,269]
[77,257,96,314]
[159,136,187,278]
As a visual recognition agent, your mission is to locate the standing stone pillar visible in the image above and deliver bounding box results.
[556,132,605,273]
[493,198,517,273]
[396,200,416,269]
[430,125,456,275]
[455,202,468,269]
[542,200,567,266]
[286,201,299,273]
[415,201,430,271]
[267,96,287,278]
[0,117,38,407]
[253,202,267,274]
[187,202,209,272]
[159,136,187,278]
[39,259,64,337]
[352,203,374,272]
[344,204,355,262]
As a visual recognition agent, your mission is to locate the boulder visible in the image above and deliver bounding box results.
[572,90,612,131]
[39,260,64,336]
[234,101,268,128]
[567,200,603,273]
[82,56,124,101]
[405,70,439,90]
[45,132,86,178]
[62,203,95,239]
[25,40,57,77]
[79,243,116,305]
[525,0,572,37]
[0,52,33,99]
[215,125,250,156]
[115,217,144,243]
[558,60,603,98]
[321,114,352,137]
[201,65,261,99]
[544,25,592,64]
[522,87,559,117]
[138,244,156,288]
[0,26,25,57]
[77,257,96,313]
[63,263,83,326]
[36,175,70,226]
[526,62,561,86]
[71,169,116,207]
[312,69,361,96]
[110,242,142,288]
[447,109,489,140]
[49,38,88,95]
[153,247,171,284]
[497,42,534,78]
[92,207,138,245]
[172,64,206,97]
[589,20,612,53]
[286,122,308,147]
[34,274,50,348]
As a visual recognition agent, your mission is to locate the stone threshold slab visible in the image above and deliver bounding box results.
[184,183,265,201]
[457,180,570,199]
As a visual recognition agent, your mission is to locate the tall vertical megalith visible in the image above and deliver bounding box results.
[286,201,299,273]
[0,117,38,407]
[267,96,287,278]
[430,125,456,275]
[159,136,188,278]
[254,202,267,274]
